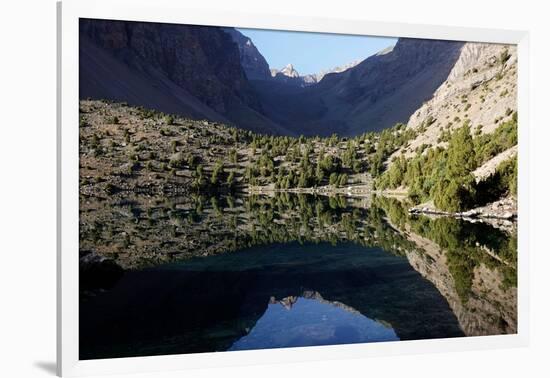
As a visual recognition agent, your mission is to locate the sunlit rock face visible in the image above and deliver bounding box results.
[389,43,517,161]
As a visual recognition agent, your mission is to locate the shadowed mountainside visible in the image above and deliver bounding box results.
[250,39,464,136]
[79,19,465,136]
[223,28,272,80]
[79,18,289,135]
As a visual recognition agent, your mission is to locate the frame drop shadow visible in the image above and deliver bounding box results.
[34,361,56,376]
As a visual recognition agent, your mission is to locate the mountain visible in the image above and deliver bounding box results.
[223,27,363,89]
[373,41,517,215]
[302,60,363,85]
[222,28,272,80]
[269,63,304,85]
[79,19,287,134]
[249,38,464,136]
[80,19,483,138]
[268,61,362,87]
[389,42,518,160]
[277,63,300,78]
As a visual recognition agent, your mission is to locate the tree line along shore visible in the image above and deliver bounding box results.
[79,100,517,214]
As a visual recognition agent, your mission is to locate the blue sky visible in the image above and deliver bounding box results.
[237,28,397,76]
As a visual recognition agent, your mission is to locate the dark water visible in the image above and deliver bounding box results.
[79,194,517,359]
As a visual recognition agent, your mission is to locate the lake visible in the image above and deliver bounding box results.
[79,193,517,359]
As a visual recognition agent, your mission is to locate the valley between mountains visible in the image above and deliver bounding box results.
[79,19,517,219]
[78,20,519,354]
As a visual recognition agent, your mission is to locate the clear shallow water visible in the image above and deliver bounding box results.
[229,296,399,351]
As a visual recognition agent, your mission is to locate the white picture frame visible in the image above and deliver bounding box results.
[57,0,530,376]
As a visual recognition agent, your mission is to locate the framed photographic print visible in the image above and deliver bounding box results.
[57,0,529,376]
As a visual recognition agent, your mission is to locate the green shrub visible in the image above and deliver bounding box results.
[338,173,348,187]
[210,160,224,185]
[329,172,339,186]
[165,115,175,125]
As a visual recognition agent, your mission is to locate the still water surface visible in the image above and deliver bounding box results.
[79,194,517,359]
[229,296,400,350]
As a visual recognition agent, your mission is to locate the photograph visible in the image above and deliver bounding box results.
[78,17,518,360]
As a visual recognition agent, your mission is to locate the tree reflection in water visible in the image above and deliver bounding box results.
[79,192,517,359]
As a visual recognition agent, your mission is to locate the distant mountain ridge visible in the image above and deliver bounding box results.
[267,61,363,87]
[302,60,363,84]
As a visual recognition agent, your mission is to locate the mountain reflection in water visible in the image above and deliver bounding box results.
[229,295,399,351]
[79,193,517,360]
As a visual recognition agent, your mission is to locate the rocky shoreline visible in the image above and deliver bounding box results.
[246,184,372,198]
[409,197,517,221]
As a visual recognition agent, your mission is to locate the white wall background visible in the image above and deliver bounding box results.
[1,0,548,377]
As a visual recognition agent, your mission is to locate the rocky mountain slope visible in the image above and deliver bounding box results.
[78,99,376,198]
[375,42,518,214]
[391,42,517,159]
[79,19,286,134]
